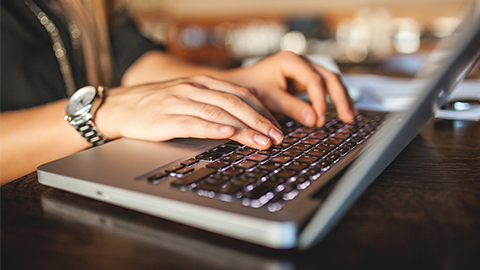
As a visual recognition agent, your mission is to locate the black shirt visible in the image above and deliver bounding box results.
[1,0,163,111]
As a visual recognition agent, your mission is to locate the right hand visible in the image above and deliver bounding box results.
[94,75,284,150]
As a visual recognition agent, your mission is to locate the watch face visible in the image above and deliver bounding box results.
[66,86,97,116]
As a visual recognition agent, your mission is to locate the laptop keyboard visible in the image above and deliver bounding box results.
[146,110,387,212]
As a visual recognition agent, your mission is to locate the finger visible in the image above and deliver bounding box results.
[274,52,329,126]
[162,99,278,149]
[182,86,284,145]
[188,75,280,128]
[155,115,236,140]
[297,56,357,123]
[174,113,273,150]
[276,52,356,125]
[261,89,319,128]
[314,65,357,123]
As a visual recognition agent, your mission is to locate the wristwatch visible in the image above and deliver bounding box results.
[65,86,108,146]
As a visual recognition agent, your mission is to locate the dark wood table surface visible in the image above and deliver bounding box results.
[2,118,479,270]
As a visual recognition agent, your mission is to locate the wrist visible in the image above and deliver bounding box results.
[65,86,109,146]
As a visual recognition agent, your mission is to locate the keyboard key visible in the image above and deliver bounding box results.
[274,169,298,179]
[258,148,281,156]
[174,167,194,176]
[319,127,336,134]
[282,127,297,135]
[196,152,223,161]
[247,153,270,162]
[306,148,329,157]
[271,155,293,163]
[297,180,311,190]
[317,143,336,151]
[221,167,244,177]
[291,143,313,151]
[343,141,357,148]
[317,160,332,170]
[234,160,258,170]
[351,136,364,143]
[165,164,185,173]
[196,183,242,202]
[266,176,288,186]
[170,168,216,189]
[225,140,243,147]
[244,179,282,208]
[339,128,354,134]
[325,153,341,161]
[245,185,274,200]
[358,131,370,137]
[334,133,351,139]
[267,198,286,212]
[206,160,231,170]
[280,142,292,148]
[196,183,241,195]
[289,132,309,139]
[257,161,282,172]
[231,178,256,188]
[283,137,300,144]
[181,158,199,166]
[147,171,169,183]
[342,126,358,134]
[272,143,289,151]
[281,149,303,157]
[297,126,317,133]
[281,186,299,201]
[296,155,320,164]
[204,174,231,185]
[242,169,270,180]
[210,144,238,154]
[304,167,321,180]
[302,138,321,145]
[334,146,350,155]
[221,154,244,163]
[235,148,256,156]
[325,138,344,145]
[309,133,328,140]
[284,161,309,171]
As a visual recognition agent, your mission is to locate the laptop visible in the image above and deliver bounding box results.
[37,3,480,250]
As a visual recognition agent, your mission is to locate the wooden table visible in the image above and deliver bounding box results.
[2,118,479,270]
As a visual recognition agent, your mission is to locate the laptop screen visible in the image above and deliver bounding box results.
[299,1,480,249]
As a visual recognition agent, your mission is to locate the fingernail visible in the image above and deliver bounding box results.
[317,115,325,127]
[302,109,315,126]
[220,125,234,135]
[269,128,284,144]
[254,133,270,146]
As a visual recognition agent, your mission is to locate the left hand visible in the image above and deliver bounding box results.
[224,51,358,127]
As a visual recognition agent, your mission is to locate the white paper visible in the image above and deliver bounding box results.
[343,74,480,121]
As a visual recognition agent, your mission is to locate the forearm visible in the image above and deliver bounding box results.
[121,50,230,86]
[0,100,90,184]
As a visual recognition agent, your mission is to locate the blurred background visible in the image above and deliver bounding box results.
[127,0,478,77]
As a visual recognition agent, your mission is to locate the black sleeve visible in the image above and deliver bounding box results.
[109,14,165,85]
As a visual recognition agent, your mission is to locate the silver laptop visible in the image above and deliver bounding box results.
[37,3,480,250]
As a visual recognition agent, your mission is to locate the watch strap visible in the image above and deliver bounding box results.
[75,119,108,146]
[66,85,108,146]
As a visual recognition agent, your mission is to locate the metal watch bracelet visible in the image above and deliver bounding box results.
[65,86,109,147]
[74,119,108,146]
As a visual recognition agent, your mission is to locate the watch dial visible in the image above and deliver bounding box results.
[66,86,97,116]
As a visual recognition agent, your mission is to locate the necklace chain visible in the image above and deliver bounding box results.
[24,0,76,97]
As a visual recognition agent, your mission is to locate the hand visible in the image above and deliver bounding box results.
[225,51,358,127]
[95,75,284,149]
